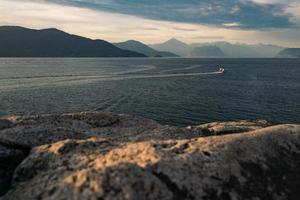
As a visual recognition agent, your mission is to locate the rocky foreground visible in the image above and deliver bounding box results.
[0,112,299,200]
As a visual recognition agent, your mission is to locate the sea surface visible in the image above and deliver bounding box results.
[0,58,299,126]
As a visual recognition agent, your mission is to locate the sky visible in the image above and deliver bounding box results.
[0,0,300,47]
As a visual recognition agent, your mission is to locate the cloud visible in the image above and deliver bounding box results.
[172,27,198,32]
[43,0,297,29]
[0,0,299,47]
[287,2,300,23]
[192,36,225,40]
[223,22,241,28]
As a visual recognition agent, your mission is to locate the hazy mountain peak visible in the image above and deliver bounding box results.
[125,40,142,44]
[189,41,284,57]
[277,48,300,58]
[150,38,191,56]
[164,38,188,46]
[114,40,178,57]
[190,45,226,58]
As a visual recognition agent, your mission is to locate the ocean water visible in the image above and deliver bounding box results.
[0,58,299,126]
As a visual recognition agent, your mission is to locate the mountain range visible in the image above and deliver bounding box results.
[0,26,145,57]
[0,26,298,58]
[277,48,300,58]
[114,40,178,57]
[150,38,286,58]
[190,46,226,58]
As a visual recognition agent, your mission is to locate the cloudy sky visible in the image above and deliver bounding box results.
[0,0,299,46]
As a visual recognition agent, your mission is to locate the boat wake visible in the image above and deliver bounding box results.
[0,66,223,91]
[160,65,202,73]
[114,65,156,75]
[52,69,223,82]
[109,70,223,80]
[0,65,157,80]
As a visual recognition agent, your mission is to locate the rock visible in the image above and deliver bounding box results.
[0,112,165,148]
[2,124,300,200]
[1,113,273,149]
[187,119,272,136]
[0,120,13,131]
[0,145,26,196]
[0,112,297,199]
[0,113,271,150]
[0,112,170,197]
[0,112,192,198]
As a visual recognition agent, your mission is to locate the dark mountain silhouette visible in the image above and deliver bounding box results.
[190,46,226,57]
[0,26,146,57]
[114,40,179,57]
[277,48,300,58]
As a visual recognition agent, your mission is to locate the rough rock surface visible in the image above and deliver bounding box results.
[0,112,299,200]
[0,120,12,131]
[0,145,26,196]
[0,112,165,148]
[186,119,272,136]
[0,112,170,196]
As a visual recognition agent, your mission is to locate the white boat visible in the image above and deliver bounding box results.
[219,67,225,73]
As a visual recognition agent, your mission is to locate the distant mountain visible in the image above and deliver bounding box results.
[114,40,179,57]
[191,42,285,58]
[0,26,146,57]
[150,38,191,56]
[247,44,284,57]
[152,39,284,58]
[191,42,261,58]
[277,48,300,58]
[213,42,260,58]
[190,46,226,58]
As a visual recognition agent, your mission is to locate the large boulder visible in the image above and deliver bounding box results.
[2,124,300,200]
[0,112,166,197]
